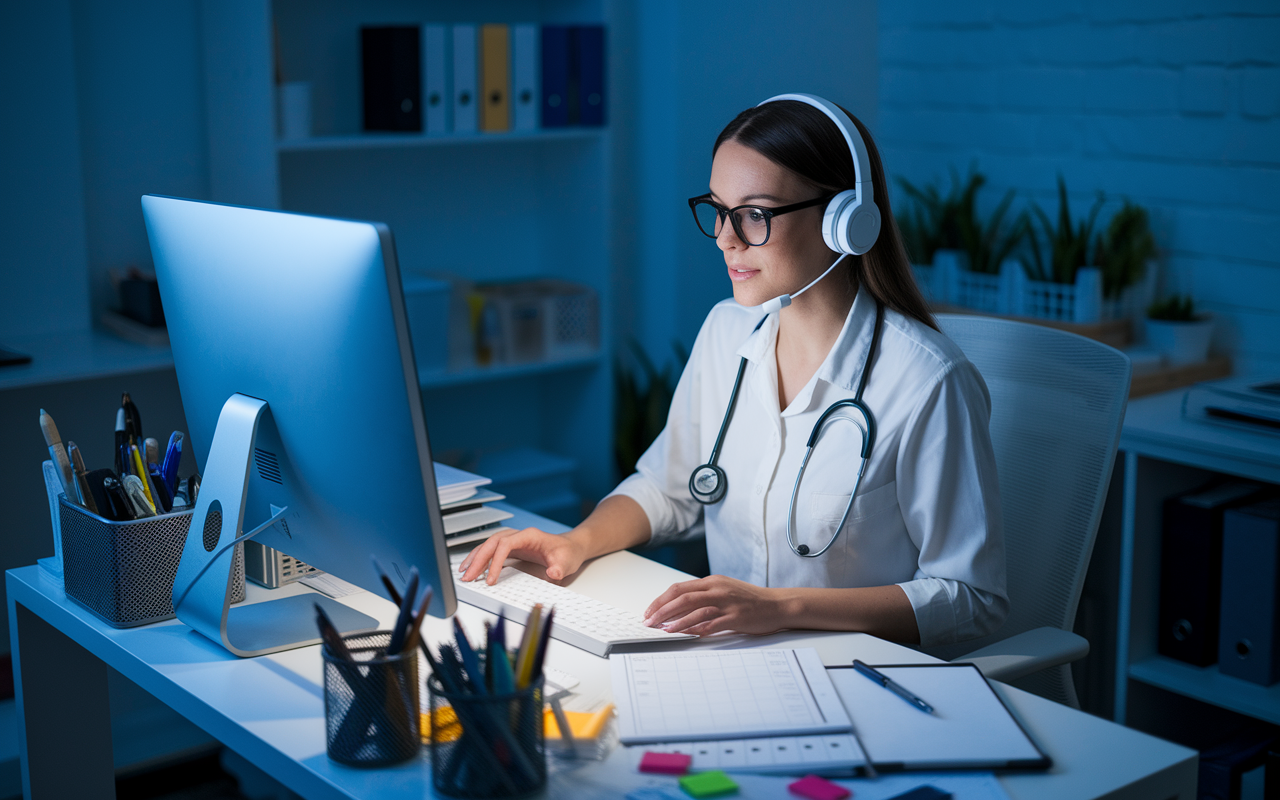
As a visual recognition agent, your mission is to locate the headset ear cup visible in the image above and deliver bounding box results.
[847,203,881,255]
[821,190,859,254]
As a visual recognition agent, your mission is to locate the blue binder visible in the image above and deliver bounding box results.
[1218,499,1280,686]
[541,26,571,128]
[575,25,605,126]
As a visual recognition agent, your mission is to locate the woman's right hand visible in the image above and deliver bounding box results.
[457,527,588,585]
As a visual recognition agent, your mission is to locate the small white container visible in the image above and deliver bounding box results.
[1146,317,1214,366]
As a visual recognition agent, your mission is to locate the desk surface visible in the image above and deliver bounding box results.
[6,509,1195,800]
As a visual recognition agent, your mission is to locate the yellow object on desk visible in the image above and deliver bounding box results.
[543,703,614,741]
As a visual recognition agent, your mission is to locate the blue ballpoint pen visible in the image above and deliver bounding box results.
[852,660,935,714]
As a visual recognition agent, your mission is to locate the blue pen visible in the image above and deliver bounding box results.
[161,432,184,494]
[853,660,934,714]
[453,617,488,695]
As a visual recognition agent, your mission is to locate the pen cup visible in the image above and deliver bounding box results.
[322,631,421,767]
[428,672,546,799]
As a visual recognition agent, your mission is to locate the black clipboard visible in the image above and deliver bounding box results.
[827,662,1052,773]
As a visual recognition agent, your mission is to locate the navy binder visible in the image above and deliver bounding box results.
[541,26,571,128]
[1219,499,1280,686]
[575,25,605,126]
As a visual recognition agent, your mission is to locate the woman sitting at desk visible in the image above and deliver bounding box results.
[460,93,1006,648]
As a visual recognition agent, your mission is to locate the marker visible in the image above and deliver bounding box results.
[39,409,76,501]
[102,475,135,521]
[66,442,98,514]
[852,660,934,714]
[148,466,173,512]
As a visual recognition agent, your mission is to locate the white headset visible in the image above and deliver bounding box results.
[756,93,882,314]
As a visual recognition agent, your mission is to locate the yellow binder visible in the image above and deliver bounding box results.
[480,24,510,131]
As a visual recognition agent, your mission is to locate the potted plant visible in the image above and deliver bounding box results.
[1146,295,1213,366]
[1094,200,1158,320]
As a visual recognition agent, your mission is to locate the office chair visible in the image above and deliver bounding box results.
[928,314,1132,708]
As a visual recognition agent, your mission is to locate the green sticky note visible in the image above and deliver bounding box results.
[679,770,739,798]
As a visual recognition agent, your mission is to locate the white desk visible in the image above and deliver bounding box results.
[8,508,1195,800]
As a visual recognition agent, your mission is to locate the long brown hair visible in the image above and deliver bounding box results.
[714,100,937,331]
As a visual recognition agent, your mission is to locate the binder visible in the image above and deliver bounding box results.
[512,24,539,131]
[480,24,510,132]
[541,25,571,127]
[452,24,478,133]
[422,24,450,134]
[575,25,605,126]
[1219,499,1280,685]
[361,26,421,132]
[1158,482,1264,666]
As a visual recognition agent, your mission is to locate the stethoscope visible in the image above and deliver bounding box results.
[688,299,884,558]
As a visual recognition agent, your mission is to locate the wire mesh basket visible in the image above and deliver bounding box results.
[323,631,422,767]
[58,496,246,628]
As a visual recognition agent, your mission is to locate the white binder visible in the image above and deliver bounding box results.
[451,24,478,133]
[422,24,450,134]
[512,23,539,131]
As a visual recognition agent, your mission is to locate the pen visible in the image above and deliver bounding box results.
[39,409,76,501]
[530,606,555,683]
[122,391,142,444]
[66,442,98,515]
[130,444,156,509]
[148,465,173,512]
[144,437,159,468]
[852,660,934,714]
[102,475,135,521]
[161,432,183,494]
[114,408,127,475]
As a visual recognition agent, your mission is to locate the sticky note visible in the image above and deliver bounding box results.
[544,703,614,741]
[640,751,693,775]
[679,770,739,798]
[789,774,852,800]
[626,787,687,800]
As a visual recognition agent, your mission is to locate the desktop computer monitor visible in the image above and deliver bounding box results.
[142,195,456,655]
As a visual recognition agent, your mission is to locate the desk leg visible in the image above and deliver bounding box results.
[11,602,116,799]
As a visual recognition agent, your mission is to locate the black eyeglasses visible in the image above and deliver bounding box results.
[687,193,835,246]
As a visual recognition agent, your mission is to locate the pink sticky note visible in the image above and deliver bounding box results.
[639,751,693,775]
[788,774,852,800]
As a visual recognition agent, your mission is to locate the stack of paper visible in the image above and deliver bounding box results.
[434,462,514,546]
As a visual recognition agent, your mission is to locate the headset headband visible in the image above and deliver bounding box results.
[757,93,874,205]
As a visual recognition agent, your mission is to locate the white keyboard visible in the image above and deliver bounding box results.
[454,566,697,657]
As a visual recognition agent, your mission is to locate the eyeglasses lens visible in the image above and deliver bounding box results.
[692,201,769,245]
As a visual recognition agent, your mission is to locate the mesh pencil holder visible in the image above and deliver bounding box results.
[322,631,421,767]
[428,670,546,799]
[58,496,246,628]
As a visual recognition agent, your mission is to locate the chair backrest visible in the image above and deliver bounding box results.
[932,315,1131,667]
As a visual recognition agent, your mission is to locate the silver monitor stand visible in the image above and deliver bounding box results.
[172,394,378,657]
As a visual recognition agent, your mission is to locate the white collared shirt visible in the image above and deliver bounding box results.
[608,290,1008,647]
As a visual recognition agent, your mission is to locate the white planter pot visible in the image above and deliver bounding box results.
[1146,318,1213,366]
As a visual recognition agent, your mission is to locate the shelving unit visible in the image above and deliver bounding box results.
[1114,390,1280,727]
[201,0,617,506]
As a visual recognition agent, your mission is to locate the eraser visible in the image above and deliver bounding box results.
[627,787,687,800]
[640,751,693,775]
[789,774,852,800]
[679,770,739,798]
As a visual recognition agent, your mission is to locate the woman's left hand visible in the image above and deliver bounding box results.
[642,575,788,636]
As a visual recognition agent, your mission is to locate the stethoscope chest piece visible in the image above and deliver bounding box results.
[689,463,727,505]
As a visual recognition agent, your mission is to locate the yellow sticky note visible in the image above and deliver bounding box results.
[543,703,614,741]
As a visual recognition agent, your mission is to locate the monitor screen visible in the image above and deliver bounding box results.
[143,195,456,621]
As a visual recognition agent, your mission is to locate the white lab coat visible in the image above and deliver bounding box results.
[608,289,1008,647]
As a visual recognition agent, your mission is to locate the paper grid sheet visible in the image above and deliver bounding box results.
[612,648,851,744]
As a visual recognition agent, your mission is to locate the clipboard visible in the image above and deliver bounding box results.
[827,662,1051,773]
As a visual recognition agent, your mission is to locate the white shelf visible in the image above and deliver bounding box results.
[1129,655,1280,726]
[418,352,601,389]
[277,127,604,154]
[0,329,173,392]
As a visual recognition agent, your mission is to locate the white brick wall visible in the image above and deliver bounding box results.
[878,0,1280,374]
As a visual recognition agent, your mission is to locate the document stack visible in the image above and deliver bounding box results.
[1183,377,1280,437]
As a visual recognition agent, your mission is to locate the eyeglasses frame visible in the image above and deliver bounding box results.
[687,193,836,247]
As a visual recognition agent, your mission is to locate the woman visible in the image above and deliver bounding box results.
[460,94,1006,648]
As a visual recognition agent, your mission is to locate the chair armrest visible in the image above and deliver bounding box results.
[952,627,1090,683]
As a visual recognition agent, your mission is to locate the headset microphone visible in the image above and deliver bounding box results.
[760,253,850,315]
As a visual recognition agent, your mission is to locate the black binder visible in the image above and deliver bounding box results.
[1219,499,1280,686]
[1158,482,1264,666]
[362,26,421,132]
